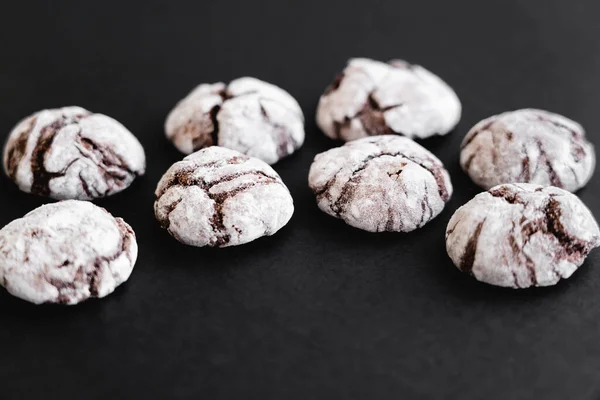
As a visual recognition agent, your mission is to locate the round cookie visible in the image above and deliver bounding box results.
[308,135,453,232]
[316,58,461,141]
[154,146,294,247]
[446,183,600,288]
[3,106,146,200]
[0,200,138,304]
[165,77,305,165]
[460,109,595,192]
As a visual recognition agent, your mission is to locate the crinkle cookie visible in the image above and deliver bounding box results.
[165,77,305,164]
[316,58,461,141]
[3,106,146,200]
[308,135,453,232]
[460,109,595,192]
[155,146,294,247]
[0,200,138,305]
[446,183,600,288]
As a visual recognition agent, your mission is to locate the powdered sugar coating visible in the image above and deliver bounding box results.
[3,106,146,200]
[155,146,294,247]
[316,58,461,141]
[165,77,305,164]
[308,135,453,232]
[460,109,595,192]
[0,200,138,305]
[446,183,600,288]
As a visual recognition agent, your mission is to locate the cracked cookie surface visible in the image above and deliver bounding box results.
[154,146,294,247]
[446,183,600,288]
[308,135,453,232]
[460,109,595,192]
[3,106,146,200]
[0,200,138,304]
[316,58,461,141]
[165,77,305,165]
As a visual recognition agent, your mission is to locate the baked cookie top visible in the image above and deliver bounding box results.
[446,183,600,288]
[460,109,595,192]
[155,146,294,247]
[3,106,146,200]
[309,135,453,232]
[165,77,305,165]
[0,200,138,304]
[316,58,461,141]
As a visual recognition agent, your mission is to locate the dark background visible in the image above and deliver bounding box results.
[1,0,599,398]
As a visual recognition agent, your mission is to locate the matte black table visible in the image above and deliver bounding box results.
[1,1,599,398]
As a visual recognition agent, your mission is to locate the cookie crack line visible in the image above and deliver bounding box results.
[385,205,398,231]
[534,112,587,163]
[519,143,531,182]
[396,152,450,202]
[30,116,71,195]
[568,165,580,186]
[157,164,278,197]
[158,198,183,229]
[511,271,521,289]
[79,137,136,177]
[461,120,495,149]
[323,59,416,100]
[74,135,138,197]
[463,149,478,172]
[544,197,590,260]
[418,182,433,228]
[41,217,134,304]
[490,186,592,264]
[189,87,249,149]
[29,112,91,196]
[313,167,344,202]
[446,217,463,239]
[362,95,403,137]
[5,116,38,179]
[257,95,304,122]
[537,114,587,159]
[334,94,403,139]
[460,218,486,274]
[207,105,221,147]
[176,156,247,179]
[88,218,133,299]
[508,220,537,287]
[78,172,92,198]
[209,179,277,246]
[488,186,527,205]
[259,101,299,158]
[198,86,233,147]
[534,138,562,188]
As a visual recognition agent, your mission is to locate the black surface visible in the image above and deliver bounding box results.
[1,1,599,398]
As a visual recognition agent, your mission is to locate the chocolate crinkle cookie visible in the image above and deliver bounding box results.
[316,58,461,141]
[0,200,138,305]
[308,135,453,232]
[3,106,146,200]
[154,146,294,247]
[165,77,305,165]
[446,183,600,288]
[460,109,595,192]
